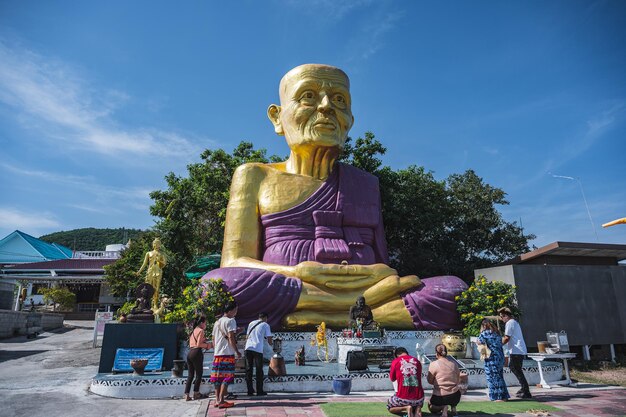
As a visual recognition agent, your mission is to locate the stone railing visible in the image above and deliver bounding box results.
[72,251,121,259]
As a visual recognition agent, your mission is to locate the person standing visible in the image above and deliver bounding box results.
[477,319,509,402]
[427,344,461,417]
[498,307,531,399]
[183,316,213,401]
[210,301,241,409]
[388,347,424,417]
[244,312,273,396]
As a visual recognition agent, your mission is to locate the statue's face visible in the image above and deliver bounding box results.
[153,239,161,250]
[274,64,354,150]
[357,297,365,307]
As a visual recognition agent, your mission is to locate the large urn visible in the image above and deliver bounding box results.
[441,331,467,359]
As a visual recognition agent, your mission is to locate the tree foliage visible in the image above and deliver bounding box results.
[37,287,76,311]
[39,228,144,251]
[164,278,234,338]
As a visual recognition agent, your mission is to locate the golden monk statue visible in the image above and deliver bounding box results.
[137,238,167,309]
[203,64,467,330]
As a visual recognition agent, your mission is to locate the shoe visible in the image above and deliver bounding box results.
[516,392,532,399]
[183,394,191,401]
[257,391,268,396]
[247,391,255,396]
[515,388,525,395]
[218,401,235,409]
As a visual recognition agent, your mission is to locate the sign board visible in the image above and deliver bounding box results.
[112,348,164,372]
[362,345,395,366]
[92,311,115,348]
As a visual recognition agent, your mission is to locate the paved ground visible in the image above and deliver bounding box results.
[1,321,624,417]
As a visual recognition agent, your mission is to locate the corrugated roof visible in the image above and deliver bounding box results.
[501,241,626,265]
[15,231,72,260]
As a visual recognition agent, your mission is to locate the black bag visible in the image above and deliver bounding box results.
[346,350,368,371]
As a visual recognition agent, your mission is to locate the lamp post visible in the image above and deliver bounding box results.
[552,174,599,242]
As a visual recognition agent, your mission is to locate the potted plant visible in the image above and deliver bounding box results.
[455,275,520,358]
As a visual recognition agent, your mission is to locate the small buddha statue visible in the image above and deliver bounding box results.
[349,296,376,329]
[127,283,155,323]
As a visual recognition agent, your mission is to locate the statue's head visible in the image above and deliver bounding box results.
[356,296,366,307]
[153,238,161,250]
[268,64,354,152]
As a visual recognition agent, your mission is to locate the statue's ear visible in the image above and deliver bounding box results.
[267,104,284,136]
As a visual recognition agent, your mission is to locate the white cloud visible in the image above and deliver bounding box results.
[0,207,60,231]
[284,0,374,20]
[0,38,202,158]
[358,11,404,60]
[0,163,152,208]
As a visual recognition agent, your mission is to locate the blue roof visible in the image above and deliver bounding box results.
[0,230,72,262]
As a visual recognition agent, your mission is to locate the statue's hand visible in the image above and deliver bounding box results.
[295,261,397,290]
[363,274,421,306]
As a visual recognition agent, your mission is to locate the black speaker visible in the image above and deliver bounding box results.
[346,350,368,371]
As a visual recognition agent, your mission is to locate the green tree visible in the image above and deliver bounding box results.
[38,287,76,311]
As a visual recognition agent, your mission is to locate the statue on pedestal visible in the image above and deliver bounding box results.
[126,283,155,323]
[136,238,167,309]
[202,64,468,330]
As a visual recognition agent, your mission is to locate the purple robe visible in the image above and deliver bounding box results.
[204,163,467,330]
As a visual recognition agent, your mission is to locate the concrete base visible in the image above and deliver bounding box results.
[89,359,564,399]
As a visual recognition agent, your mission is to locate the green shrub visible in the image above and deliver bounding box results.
[455,275,520,337]
[115,301,135,319]
[163,278,233,338]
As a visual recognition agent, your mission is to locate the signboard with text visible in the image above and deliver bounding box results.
[112,348,164,372]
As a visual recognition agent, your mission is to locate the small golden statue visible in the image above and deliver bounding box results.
[137,238,167,309]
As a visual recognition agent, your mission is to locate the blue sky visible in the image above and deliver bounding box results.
[0,0,624,250]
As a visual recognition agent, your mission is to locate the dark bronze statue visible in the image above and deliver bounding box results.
[349,296,375,329]
[127,283,155,323]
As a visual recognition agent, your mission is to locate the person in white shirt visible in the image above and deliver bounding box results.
[498,307,531,399]
[244,312,273,396]
[210,301,241,409]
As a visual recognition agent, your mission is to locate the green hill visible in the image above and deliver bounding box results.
[39,228,145,251]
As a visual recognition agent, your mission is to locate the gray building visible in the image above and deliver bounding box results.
[476,241,626,361]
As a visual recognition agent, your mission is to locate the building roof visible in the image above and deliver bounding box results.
[0,230,72,263]
[501,241,626,266]
[3,258,116,271]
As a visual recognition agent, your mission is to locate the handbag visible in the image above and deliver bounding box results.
[478,344,491,361]
[458,372,468,395]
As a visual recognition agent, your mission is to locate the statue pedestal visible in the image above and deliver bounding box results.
[337,336,390,364]
[126,313,154,323]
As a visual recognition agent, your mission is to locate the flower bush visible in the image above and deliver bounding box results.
[163,278,234,338]
[455,275,520,337]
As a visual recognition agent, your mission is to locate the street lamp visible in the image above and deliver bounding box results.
[551,174,599,242]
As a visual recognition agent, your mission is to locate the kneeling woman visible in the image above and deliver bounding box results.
[388,347,424,417]
[427,344,461,417]
[184,316,213,401]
